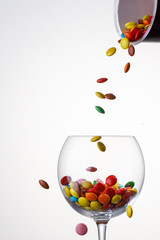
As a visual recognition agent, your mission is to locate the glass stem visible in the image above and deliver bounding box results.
[96,221,108,240]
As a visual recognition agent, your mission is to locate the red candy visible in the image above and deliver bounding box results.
[61,176,72,186]
[104,187,116,198]
[130,27,140,38]
[93,182,105,193]
[116,188,127,195]
[124,32,133,40]
[97,78,108,83]
[87,188,97,194]
[122,190,132,201]
[105,175,117,186]
[149,16,152,22]
[135,30,143,41]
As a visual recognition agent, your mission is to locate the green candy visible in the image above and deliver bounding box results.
[124,181,135,188]
[95,106,105,114]
[93,180,98,185]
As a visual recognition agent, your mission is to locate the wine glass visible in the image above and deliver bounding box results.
[57,135,145,240]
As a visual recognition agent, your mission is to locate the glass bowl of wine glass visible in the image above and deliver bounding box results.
[57,135,145,240]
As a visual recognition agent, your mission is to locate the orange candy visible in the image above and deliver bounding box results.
[143,19,150,25]
[85,192,97,201]
[98,194,110,204]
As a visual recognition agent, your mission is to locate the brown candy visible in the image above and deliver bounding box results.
[138,19,143,24]
[104,93,116,100]
[39,179,49,189]
[124,62,130,73]
[128,45,135,56]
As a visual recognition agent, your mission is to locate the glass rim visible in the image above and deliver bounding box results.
[67,135,135,138]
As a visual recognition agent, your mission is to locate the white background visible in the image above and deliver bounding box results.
[1,0,160,239]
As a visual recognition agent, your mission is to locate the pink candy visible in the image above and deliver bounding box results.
[86,166,97,172]
[77,178,86,184]
[75,223,88,236]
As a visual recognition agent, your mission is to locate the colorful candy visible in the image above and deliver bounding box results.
[61,176,72,186]
[61,174,137,215]
[70,188,80,198]
[128,45,135,56]
[125,181,135,188]
[126,205,133,218]
[98,194,110,204]
[70,196,78,202]
[105,175,117,186]
[64,186,71,198]
[111,194,122,204]
[143,15,150,20]
[125,22,136,30]
[120,38,130,49]
[95,92,105,99]
[121,14,152,42]
[81,181,92,189]
[39,179,49,189]
[90,201,101,210]
[75,223,88,235]
[78,197,90,207]
[105,187,116,198]
[97,78,108,83]
[77,178,86,184]
[124,62,130,73]
[90,136,101,142]
[85,192,97,201]
[95,106,105,114]
[104,93,116,100]
[106,47,116,56]
[97,141,106,152]
[86,166,97,172]
[93,182,105,193]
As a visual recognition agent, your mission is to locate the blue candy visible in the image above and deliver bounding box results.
[70,196,78,202]
[121,33,125,38]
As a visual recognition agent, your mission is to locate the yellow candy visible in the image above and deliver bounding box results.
[125,22,136,29]
[106,47,116,56]
[97,142,106,152]
[84,206,92,210]
[78,197,90,207]
[70,188,79,198]
[143,14,150,20]
[126,205,133,218]
[90,201,101,210]
[113,182,119,190]
[95,92,105,99]
[145,24,150,29]
[81,181,92,189]
[90,136,101,142]
[120,38,130,50]
[127,188,137,194]
[137,24,145,29]
[111,194,122,204]
[64,186,71,198]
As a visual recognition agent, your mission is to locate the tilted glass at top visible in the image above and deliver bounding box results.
[57,135,145,239]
